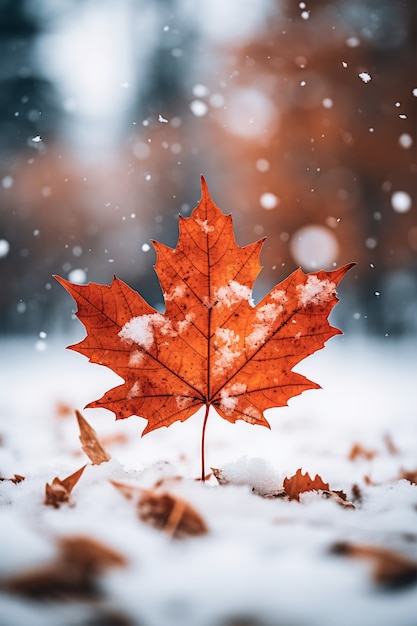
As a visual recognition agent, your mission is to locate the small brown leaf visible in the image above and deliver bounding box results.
[283,468,330,501]
[5,535,126,600]
[348,443,378,462]
[383,433,399,455]
[321,490,355,509]
[0,473,25,484]
[330,541,417,589]
[76,410,111,465]
[211,467,230,485]
[111,480,208,539]
[45,465,86,508]
[138,490,208,539]
[399,469,417,485]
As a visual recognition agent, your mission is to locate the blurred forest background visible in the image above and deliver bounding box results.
[0,0,416,337]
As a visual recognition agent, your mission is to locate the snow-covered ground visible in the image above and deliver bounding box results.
[1,334,416,626]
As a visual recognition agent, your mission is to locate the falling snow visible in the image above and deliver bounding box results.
[358,72,371,83]
[391,191,412,213]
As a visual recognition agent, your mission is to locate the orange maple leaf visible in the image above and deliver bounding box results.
[55,177,353,478]
[283,468,330,501]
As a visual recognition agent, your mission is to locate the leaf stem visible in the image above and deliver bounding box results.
[201,404,210,482]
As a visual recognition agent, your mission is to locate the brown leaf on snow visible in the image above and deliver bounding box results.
[383,433,400,455]
[111,480,208,539]
[211,467,230,485]
[76,409,111,465]
[399,469,417,485]
[321,490,355,509]
[330,541,417,589]
[138,490,208,539]
[5,535,127,600]
[44,465,86,508]
[348,443,378,462]
[0,473,25,484]
[283,468,330,501]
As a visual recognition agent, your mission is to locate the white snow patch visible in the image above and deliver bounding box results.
[128,349,144,366]
[163,283,186,301]
[177,312,195,334]
[195,216,214,233]
[297,276,336,307]
[127,381,141,398]
[215,280,251,308]
[175,395,194,411]
[219,382,247,416]
[119,313,174,351]
[213,328,241,376]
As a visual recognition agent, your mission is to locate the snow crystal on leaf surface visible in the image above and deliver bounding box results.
[296,276,336,307]
[215,280,252,308]
[164,283,186,301]
[213,328,241,376]
[127,381,140,398]
[129,350,144,366]
[219,382,247,416]
[119,313,174,350]
[195,216,214,233]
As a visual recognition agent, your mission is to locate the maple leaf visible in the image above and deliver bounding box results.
[283,468,330,501]
[55,176,353,478]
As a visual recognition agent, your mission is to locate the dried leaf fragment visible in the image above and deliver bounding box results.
[111,480,208,539]
[76,409,111,465]
[0,473,25,484]
[138,490,208,539]
[283,468,330,501]
[348,443,378,461]
[399,469,417,485]
[45,464,86,508]
[5,535,126,600]
[330,541,417,589]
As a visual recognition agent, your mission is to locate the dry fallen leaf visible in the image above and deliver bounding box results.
[56,177,353,478]
[399,469,417,485]
[0,474,25,484]
[111,479,208,539]
[5,535,126,600]
[348,443,378,462]
[330,541,417,589]
[44,465,86,508]
[76,409,111,465]
[283,468,330,501]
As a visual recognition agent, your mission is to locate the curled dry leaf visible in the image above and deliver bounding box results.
[76,409,111,465]
[111,479,208,539]
[55,176,354,479]
[330,541,417,589]
[4,535,127,600]
[44,464,86,508]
